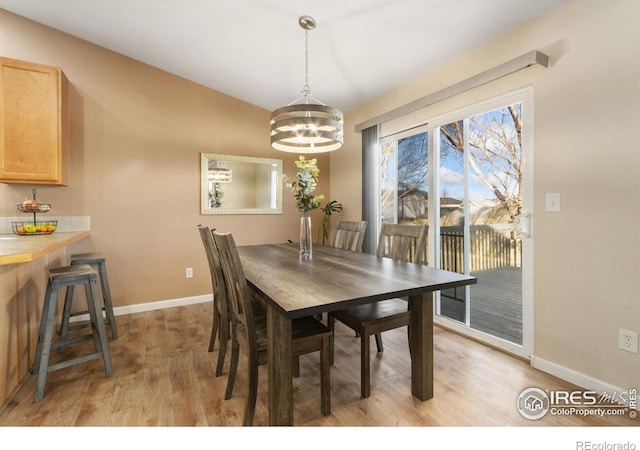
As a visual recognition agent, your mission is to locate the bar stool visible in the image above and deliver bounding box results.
[59,252,118,343]
[32,264,113,402]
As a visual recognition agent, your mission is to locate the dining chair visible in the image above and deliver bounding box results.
[329,220,384,350]
[328,222,428,399]
[197,224,229,377]
[212,231,332,425]
[332,220,367,252]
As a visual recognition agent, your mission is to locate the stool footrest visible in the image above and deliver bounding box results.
[65,322,93,332]
[52,333,93,348]
[66,317,113,332]
[68,308,108,318]
[47,353,105,372]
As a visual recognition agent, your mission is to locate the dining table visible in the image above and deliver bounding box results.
[237,242,477,426]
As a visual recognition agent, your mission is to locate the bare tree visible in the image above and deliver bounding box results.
[440,104,522,217]
[397,133,428,193]
[379,103,522,225]
[379,141,396,221]
[380,133,428,222]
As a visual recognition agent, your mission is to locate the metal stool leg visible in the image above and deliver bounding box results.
[33,281,55,376]
[84,277,113,377]
[96,262,118,339]
[58,284,75,352]
[34,284,59,403]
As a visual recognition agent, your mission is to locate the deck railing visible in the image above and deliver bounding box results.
[439,225,520,272]
[392,222,521,272]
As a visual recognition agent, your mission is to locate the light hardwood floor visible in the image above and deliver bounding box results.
[0,302,636,427]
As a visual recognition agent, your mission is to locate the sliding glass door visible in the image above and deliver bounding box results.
[376,90,533,358]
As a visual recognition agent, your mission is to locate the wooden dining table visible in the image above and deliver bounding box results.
[237,242,477,426]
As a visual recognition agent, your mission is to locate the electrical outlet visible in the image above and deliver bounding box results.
[619,329,638,354]
[186,267,193,279]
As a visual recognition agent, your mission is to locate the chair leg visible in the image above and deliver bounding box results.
[320,336,331,415]
[328,314,335,366]
[215,312,228,377]
[243,350,259,426]
[208,306,219,353]
[293,356,300,378]
[375,333,384,353]
[225,338,239,400]
[361,331,371,399]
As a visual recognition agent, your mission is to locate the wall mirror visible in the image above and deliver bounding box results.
[201,153,283,215]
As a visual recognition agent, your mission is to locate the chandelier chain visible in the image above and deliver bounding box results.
[301,27,311,97]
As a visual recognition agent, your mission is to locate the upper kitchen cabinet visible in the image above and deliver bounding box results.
[0,57,68,185]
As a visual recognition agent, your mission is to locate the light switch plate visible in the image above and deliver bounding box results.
[546,193,560,212]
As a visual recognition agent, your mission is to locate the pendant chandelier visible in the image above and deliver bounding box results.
[207,160,232,183]
[270,15,343,153]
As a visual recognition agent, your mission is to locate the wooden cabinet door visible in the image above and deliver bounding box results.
[0,57,67,184]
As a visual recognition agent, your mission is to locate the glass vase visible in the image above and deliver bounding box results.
[300,213,312,259]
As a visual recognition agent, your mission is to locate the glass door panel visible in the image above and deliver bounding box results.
[438,120,468,324]
[436,105,524,345]
[467,105,523,344]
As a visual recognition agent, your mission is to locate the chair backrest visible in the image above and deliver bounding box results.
[332,220,367,252]
[376,222,428,263]
[198,224,228,315]
[212,231,257,352]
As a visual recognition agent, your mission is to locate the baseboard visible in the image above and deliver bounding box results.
[70,294,212,322]
[531,355,635,408]
[112,294,212,316]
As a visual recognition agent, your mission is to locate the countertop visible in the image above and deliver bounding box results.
[0,231,90,265]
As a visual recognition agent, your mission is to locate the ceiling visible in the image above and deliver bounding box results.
[0,0,569,113]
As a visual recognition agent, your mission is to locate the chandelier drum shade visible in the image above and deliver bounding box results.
[270,15,343,153]
[207,160,232,183]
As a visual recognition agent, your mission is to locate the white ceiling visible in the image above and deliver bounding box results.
[0,0,568,113]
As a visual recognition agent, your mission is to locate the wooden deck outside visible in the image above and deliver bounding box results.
[439,266,522,344]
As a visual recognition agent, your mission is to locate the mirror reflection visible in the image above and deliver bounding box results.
[200,153,283,215]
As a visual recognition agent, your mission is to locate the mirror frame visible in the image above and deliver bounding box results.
[200,153,283,215]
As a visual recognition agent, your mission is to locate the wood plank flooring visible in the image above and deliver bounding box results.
[0,302,636,428]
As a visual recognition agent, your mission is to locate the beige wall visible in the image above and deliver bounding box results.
[333,0,640,390]
[0,9,330,307]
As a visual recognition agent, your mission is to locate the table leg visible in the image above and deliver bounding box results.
[267,305,293,425]
[409,291,434,401]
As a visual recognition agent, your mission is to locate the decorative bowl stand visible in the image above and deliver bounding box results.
[12,189,57,235]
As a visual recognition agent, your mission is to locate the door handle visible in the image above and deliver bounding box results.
[514,213,531,238]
